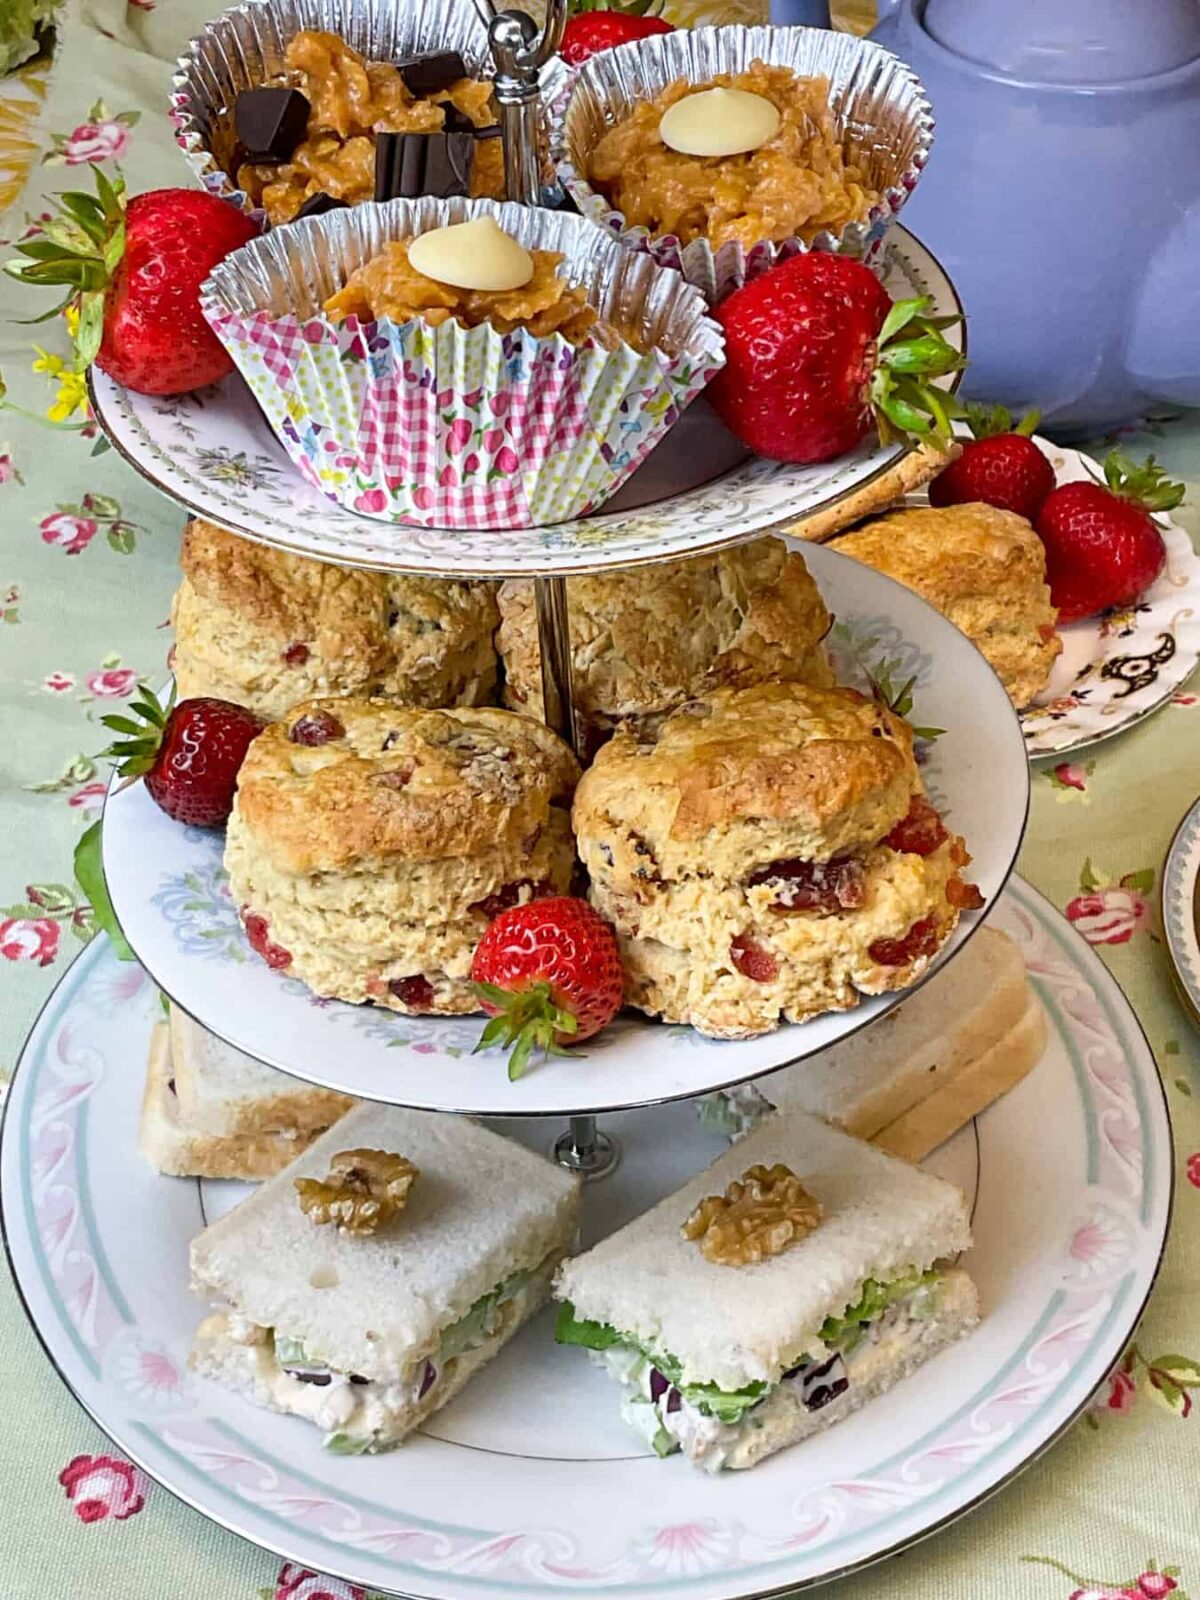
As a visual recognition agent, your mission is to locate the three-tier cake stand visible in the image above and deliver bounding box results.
[1,7,1174,1599]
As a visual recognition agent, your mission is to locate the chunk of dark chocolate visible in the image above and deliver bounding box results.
[439,101,501,139]
[374,130,475,201]
[234,86,310,164]
[395,50,468,97]
[293,191,350,220]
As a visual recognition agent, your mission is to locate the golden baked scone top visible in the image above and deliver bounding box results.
[498,538,831,731]
[234,699,580,877]
[573,682,917,871]
[179,518,497,661]
[829,503,1054,602]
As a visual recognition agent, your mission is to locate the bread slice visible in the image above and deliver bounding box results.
[170,1006,354,1138]
[139,1023,334,1180]
[760,928,1030,1136]
[555,1110,971,1394]
[871,994,1046,1161]
[190,1104,582,1385]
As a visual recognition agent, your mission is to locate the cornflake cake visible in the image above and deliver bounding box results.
[587,64,877,252]
[497,538,833,754]
[235,31,504,224]
[573,682,982,1038]
[829,504,1061,708]
[172,520,498,721]
[225,699,580,1013]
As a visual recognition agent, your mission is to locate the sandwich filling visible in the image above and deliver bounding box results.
[557,1265,956,1471]
[204,1257,555,1453]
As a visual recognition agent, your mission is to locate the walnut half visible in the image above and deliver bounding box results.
[295,1149,419,1236]
[682,1163,824,1266]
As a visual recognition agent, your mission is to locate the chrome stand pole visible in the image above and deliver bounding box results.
[553,1114,620,1180]
[481,2,617,1178]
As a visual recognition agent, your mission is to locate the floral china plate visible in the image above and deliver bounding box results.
[0,879,1172,1600]
[1005,444,1199,760]
[99,542,1028,1116]
[86,227,962,579]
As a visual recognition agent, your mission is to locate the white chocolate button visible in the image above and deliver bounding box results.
[658,87,782,158]
[408,216,535,292]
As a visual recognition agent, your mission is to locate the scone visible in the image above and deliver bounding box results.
[573,682,982,1039]
[829,504,1061,707]
[498,538,833,753]
[225,699,580,1013]
[172,520,498,720]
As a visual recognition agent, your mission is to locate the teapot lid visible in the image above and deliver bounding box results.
[923,0,1200,81]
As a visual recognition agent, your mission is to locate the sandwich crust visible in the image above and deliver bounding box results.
[172,519,499,719]
[226,699,579,1012]
[497,538,833,751]
[829,503,1061,707]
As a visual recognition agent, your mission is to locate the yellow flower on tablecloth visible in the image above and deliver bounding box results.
[63,303,79,338]
[31,345,65,378]
[47,369,87,422]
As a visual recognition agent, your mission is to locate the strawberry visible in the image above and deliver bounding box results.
[471,896,624,1079]
[100,685,265,827]
[708,252,964,465]
[560,4,672,65]
[3,167,258,396]
[928,404,1055,522]
[1035,451,1184,623]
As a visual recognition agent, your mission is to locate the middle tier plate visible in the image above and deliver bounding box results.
[87,224,961,578]
[101,542,1029,1115]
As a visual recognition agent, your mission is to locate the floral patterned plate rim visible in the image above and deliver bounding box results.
[0,878,1172,1600]
[1009,444,1197,760]
[98,541,1029,1116]
[1161,795,1200,1027]
[85,226,962,578]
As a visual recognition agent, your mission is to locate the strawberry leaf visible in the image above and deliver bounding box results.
[1102,450,1185,514]
[73,820,135,961]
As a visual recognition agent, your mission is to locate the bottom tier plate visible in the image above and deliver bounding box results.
[1,878,1171,1600]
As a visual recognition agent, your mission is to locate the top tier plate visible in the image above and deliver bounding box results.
[88,226,962,578]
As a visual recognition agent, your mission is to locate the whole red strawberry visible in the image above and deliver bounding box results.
[471,896,624,1079]
[4,168,258,395]
[928,404,1055,522]
[1035,451,1183,623]
[101,686,265,827]
[708,253,964,464]
[560,9,673,65]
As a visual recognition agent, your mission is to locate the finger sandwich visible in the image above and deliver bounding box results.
[190,1104,581,1453]
[555,1110,978,1471]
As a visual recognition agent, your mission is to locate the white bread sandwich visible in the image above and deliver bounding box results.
[705,928,1046,1161]
[554,1111,978,1471]
[190,1104,581,1453]
[138,1009,355,1180]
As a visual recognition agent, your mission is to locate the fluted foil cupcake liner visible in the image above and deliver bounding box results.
[171,0,568,226]
[200,196,725,529]
[550,24,934,305]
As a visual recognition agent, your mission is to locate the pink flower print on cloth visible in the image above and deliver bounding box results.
[58,1454,148,1523]
[63,121,131,165]
[0,916,61,966]
[1065,860,1153,946]
[40,511,98,556]
[86,667,140,698]
[272,1564,369,1600]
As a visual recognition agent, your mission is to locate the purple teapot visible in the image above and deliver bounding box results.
[769,0,1200,435]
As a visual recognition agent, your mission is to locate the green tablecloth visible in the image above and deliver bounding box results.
[2,4,1199,1597]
